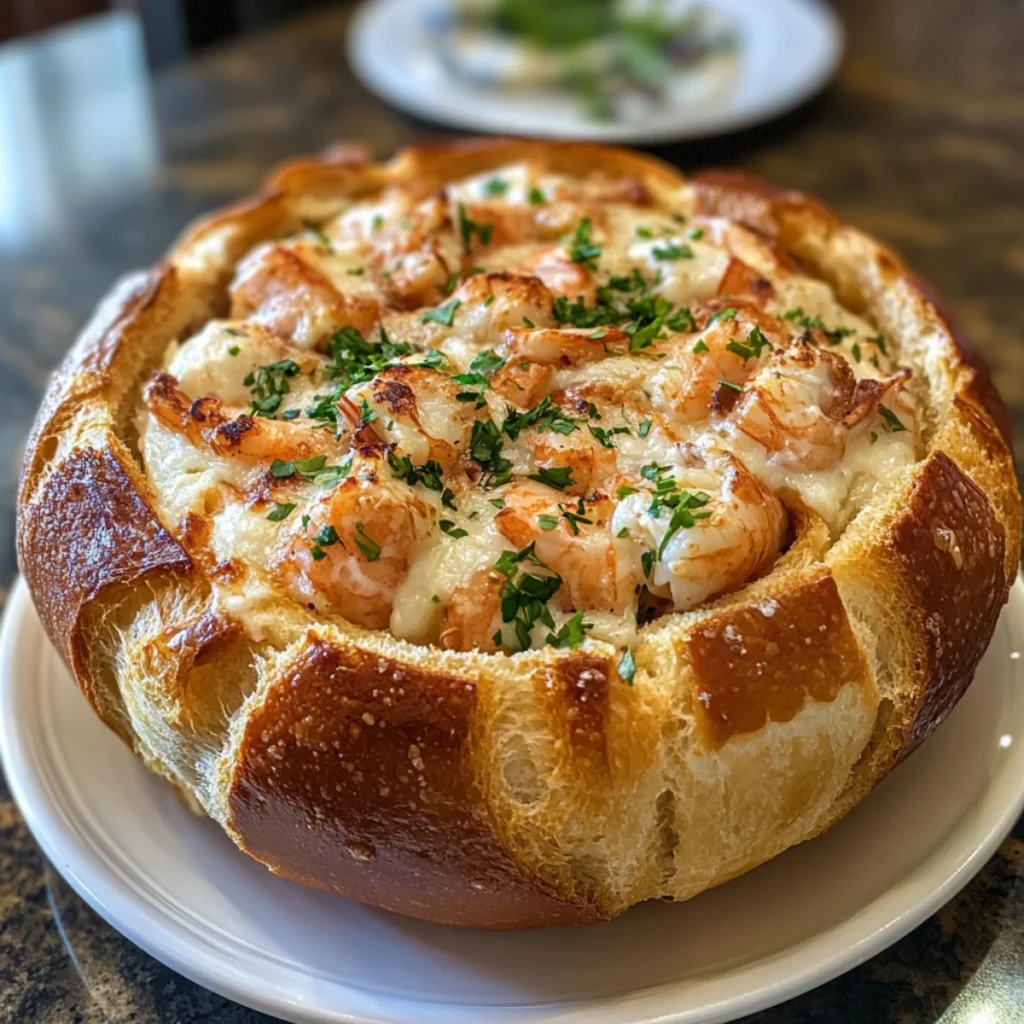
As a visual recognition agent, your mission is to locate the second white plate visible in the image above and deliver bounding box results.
[2,575,1024,1023]
[346,0,844,143]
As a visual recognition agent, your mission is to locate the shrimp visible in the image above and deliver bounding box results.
[144,371,336,462]
[716,257,775,300]
[370,195,463,309]
[611,446,786,611]
[344,363,478,470]
[496,481,637,614]
[524,245,596,302]
[438,568,505,652]
[727,342,912,471]
[276,458,436,629]
[524,419,618,496]
[500,326,629,367]
[490,359,555,408]
[230,241,379,348]
[649,304,785,425]
[454,271,556,338]
[379,271,556,351]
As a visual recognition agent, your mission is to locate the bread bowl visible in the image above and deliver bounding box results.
[16,139,1019,929]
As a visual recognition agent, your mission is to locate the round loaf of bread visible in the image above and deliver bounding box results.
[17,140,1020,928]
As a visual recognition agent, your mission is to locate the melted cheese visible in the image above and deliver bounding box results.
[390,491,506,644]
[144,158,921,653]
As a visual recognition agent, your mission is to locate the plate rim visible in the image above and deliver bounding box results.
[2,573,1024,1024]
[345,0,845,143]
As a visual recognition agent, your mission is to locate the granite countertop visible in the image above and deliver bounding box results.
[1,1,1022,1020]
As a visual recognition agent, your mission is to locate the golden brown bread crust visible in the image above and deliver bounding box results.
[227,638,605,926]
[16,140,1021,927]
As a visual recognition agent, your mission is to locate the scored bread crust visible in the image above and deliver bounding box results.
[17,140,1020,928]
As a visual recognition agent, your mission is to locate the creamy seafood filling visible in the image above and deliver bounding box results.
[139,161,918,655]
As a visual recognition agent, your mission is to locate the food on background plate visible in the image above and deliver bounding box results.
[17,139,1019,928]
[437,0,739,120]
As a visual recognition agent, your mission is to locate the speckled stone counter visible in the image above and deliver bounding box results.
[1,2,1023,1020]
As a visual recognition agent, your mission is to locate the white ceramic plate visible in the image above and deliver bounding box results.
[2,574,1024,1024]
[346,0,844,143]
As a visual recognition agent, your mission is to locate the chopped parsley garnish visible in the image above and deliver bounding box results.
[635,226,653,239]
[469,348,506,376]
[568,217,602,266]
[869,431,879,445]
[868,335,888,356]
[457,202,494,251]
[692,339,710,354]
[783,307,855,344]
[443,273,458,294]
[224,327,242,337]
[354,524,382,561]
[552,294,620,328]
[454,349,506,405]
[528,186,546,205]
[502,395,578,440]
[538,498,592,535]
[309,523,339,561]
[689,227,705,240]
[638,417,652,437]
[244,359,300,417]
[483,176,509,196]
[651,242,693,261]
[640,550,654,577]
[618,648,636,684]
[588,423,630,448]
[616,485,637,499]
[628,316,664,353]
[489,498,505,509]
[747,325,772,357]
[371,213,384,232]
[270,459,297,478]
[269,455,349,488]
[314,524,339,547]
[492,543,563,652]
[266,502,296,522]
[420,298,461,327]
[718,378,743,392]
[667,307,697,332]
[726,339,756,361]
[879,405,907,433]
[546,610,592,649]
[469,419,513,486]
[561,497,592,534]
[657,491,712,558]
[305,326,413,428]
[228,345,240,356]
[707,307,738,326]
[346,266,364,276]
[851,342,862,363]
[439,519,468,539]
[358,397,377,424]
[528,465,576,491]
[388,453,445,492]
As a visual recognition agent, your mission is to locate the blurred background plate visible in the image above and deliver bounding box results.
[346,0,843,142]
[2,573,1024,1024]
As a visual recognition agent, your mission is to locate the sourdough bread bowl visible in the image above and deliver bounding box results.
[17,139,1020,929]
